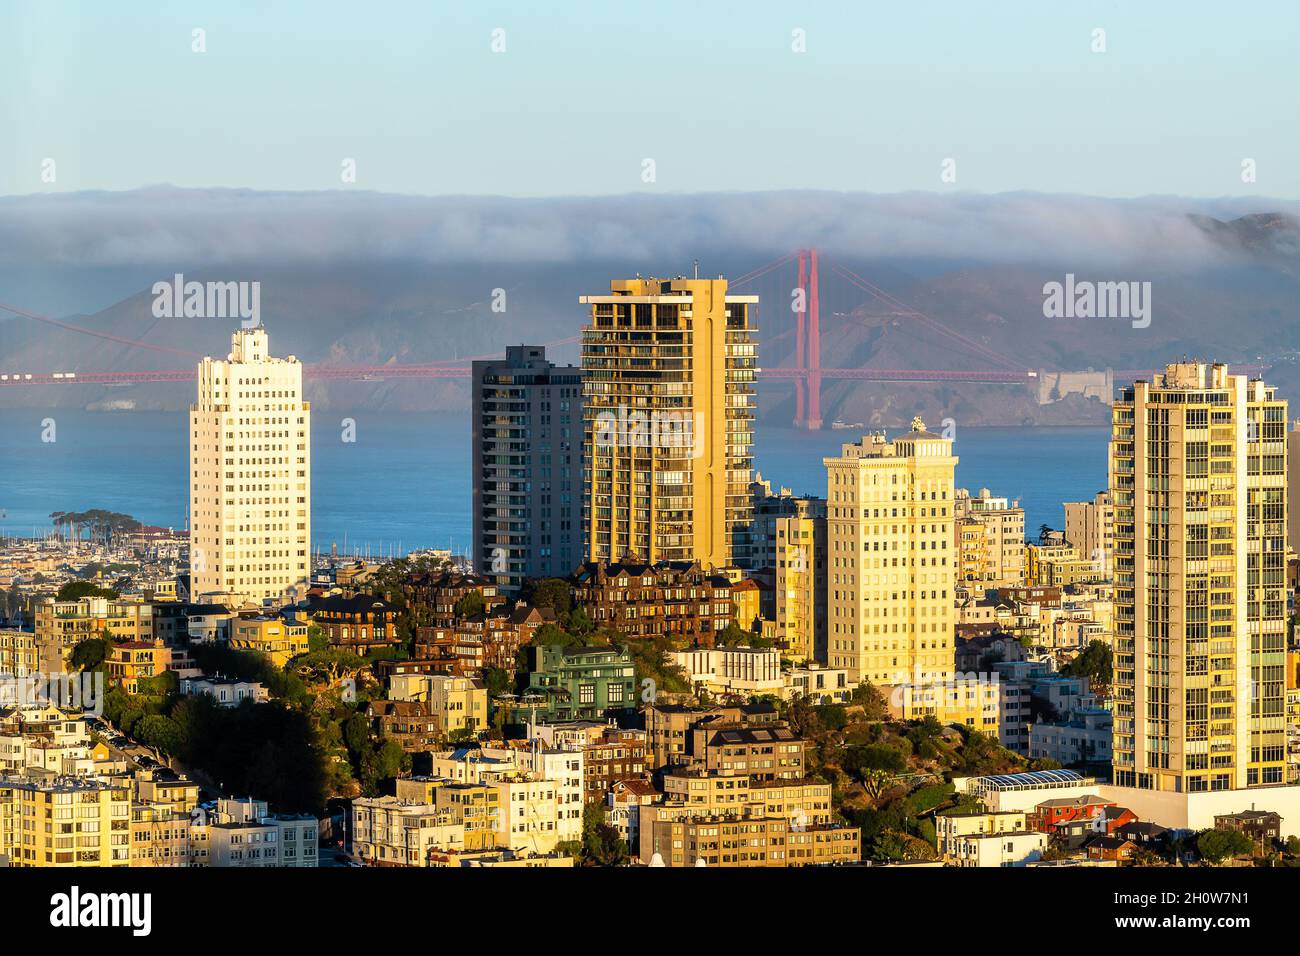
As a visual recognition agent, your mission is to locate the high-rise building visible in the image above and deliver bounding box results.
[579,276,757,568]
[824,420,957,686]
[1064,490,1114,576]
[471,346,582,592]
[1110,362,1287,793]
[749,477,827,662]
[189,327,311,606]
[954,487,1025,586]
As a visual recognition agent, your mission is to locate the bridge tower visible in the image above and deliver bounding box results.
[794,248,822,429]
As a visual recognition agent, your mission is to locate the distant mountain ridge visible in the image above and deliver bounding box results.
[2,190,1298,426]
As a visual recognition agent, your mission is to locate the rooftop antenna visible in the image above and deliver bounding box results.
[693,259,699,280]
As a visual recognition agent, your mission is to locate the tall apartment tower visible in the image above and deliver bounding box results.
[824,420,957,685]
[1111,362,1287,794]
[579,276,757,568]
[189,328,311,606]
[471,345,583,592]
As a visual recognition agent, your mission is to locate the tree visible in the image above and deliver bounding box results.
[714,622,772,648]
[135,714,182,754]
[453,592,486,619]
[306,624,329,653]
[1196,828,1253,864]
[56,580,119,602]
[1062,640,1113,689]
[843,743,907,780]
[849,682,889,722]
[523,578,573,617]
[580,801,628,866]
[69,638,110,671]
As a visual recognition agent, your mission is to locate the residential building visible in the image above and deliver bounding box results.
[388,674,487,739]
[955,487,1025,586]
[935,810,1028,859]
[784,665,852,704]
[947,829,1047,867]
[365,700,442,753]
[189,327,311,605]
[1064,491,1114,576]
[668,646,784,699]
[1111,363,1288,794]
[472,345,583,593]
[352,796,464,866]
[179,675,269,707]
[228,612,308,666]
[569,559,736,646]
[824,421,956,686]
[520,644,636,722]
[642,700,780,770]
[580,276,757,567]
[193,797,317,868]
[0,775,131,867]
[105,640,171,694]
[304,593,400,652]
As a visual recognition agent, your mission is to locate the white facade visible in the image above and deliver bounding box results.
[189,328,311,606]
[948,830,1047,867]
[668,647,784,696]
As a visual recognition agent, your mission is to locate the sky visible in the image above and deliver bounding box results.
[1,0,1297,198]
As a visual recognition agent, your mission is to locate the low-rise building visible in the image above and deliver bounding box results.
[105,639,171,693]
[520,644,636,722]
[947,829,1047,867]
[668,646,784,698]
[387,673,487,739]
[352,795,465,866]
[784,665,852,704]
[229,613,308,667]
[935,810,1029,860]
[180,675,269,707]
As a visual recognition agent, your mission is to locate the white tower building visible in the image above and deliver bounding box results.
[189,327,311,606]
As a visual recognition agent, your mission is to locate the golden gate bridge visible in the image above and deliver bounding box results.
[0,250,1263,427]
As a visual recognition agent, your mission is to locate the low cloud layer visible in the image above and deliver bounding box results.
[0,188,1296,269]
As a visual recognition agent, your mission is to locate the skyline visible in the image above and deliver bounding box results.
[3,0,1297,924]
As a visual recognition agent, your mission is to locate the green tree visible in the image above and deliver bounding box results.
[580,801,629,866]
[522,578,573,617]
[56,580,119,602]
[453,592,486,619]
[69,638,110,671]
[843,743,907,779]
[1062,640,1113,689]
[1196,828,1254,864]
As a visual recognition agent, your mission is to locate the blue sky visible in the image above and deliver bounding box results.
[2,0,1296,198]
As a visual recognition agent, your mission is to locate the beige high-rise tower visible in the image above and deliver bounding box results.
[825,420,957,685]
[580,276,757,568]
[189,328,311,605]
[1111,362,1286,794]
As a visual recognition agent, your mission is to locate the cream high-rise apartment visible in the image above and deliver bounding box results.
[825,419,957,686]
[580,276,757,568]
[189,328,311,605]
[1110,362,1287,794]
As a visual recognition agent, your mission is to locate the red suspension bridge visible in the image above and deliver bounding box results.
[0,251,1261,428]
